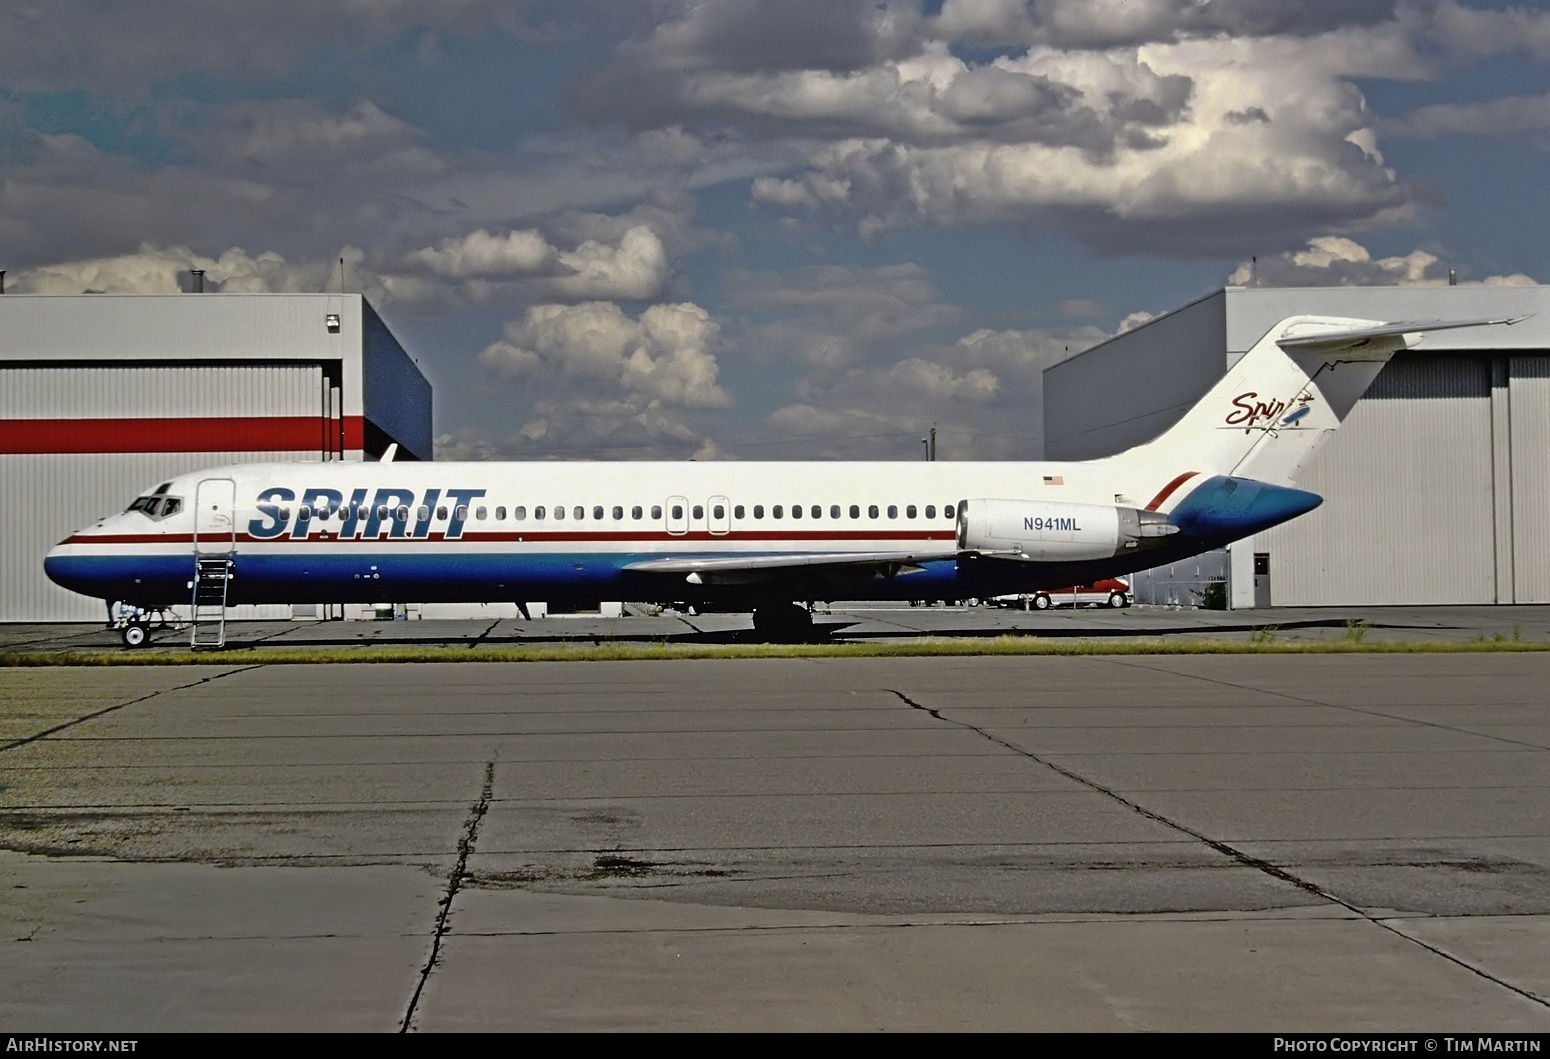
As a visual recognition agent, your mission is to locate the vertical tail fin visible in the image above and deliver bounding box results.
[1116,315,1522,491]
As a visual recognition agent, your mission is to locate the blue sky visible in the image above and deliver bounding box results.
[4,0,1547,461]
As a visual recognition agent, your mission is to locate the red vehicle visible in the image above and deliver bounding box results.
[990,578,1132,610]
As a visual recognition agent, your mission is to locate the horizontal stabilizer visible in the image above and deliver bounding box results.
[1277,315,1529,354]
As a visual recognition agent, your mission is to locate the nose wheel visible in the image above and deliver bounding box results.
[121,622,149,647]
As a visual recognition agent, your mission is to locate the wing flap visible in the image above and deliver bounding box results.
[623,549,958,586]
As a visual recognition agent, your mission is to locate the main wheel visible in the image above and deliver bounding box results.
[1031,593,1052,611]
[1107,592,1127,609]
[122,623,148,647]
[751,603,813,640]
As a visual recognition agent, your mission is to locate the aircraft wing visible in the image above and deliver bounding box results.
[1276,315,1529,353]
[622,549,959,587]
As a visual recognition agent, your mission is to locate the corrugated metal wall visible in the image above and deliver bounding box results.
[2,364,323,418]
[1257,358,1495,605]
[1509,356,1550,602]
[2,364,325,621]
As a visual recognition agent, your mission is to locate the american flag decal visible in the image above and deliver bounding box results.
[1043,475,1064,485]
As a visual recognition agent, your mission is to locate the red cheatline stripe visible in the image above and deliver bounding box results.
[1144,471,1199,511]
[2,416,365,454]
[65,529,955,547]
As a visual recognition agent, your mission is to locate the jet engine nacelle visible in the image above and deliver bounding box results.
[956,498,1177,561]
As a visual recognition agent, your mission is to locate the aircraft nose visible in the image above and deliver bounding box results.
[43,529,93,594]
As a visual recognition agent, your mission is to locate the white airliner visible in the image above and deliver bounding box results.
[44,314,1519,643]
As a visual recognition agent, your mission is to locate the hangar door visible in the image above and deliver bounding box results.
[1257,356,1496,606]
[1510,356,1550,602]
[1,363,330,621]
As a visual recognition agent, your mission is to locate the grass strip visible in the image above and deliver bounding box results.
[4,636,1549,666]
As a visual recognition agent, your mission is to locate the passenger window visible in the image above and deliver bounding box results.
[773,505,783,519]
[754,505,764,519]
[299,505,313,521]
[887,505,897,518]
[830,505,841,519]
[554,506,565,520]
[907,505,917,519]
[514,506,527,520]
[850,505,860,519]
[416,506,429,521]
[868,505,878,519]
[376,505,389,519]
[436,506,448,520]
[632,505,643,519]
[692,505,704,520]
[396,506,410,521]
[811,505,821,519]
[944,503,955,519]
[451,506,465,521]
[671,505,683,520]
[535,506,546,519]
[495,506,506,520]
[476,506,487,521]
[926,505,936,519]
[651,505,662,519]
[611,506,622,520]
[731,505,741,519]
[791,505,802,519]
[574,506,584,520]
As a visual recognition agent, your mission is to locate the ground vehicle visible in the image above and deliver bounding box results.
[990,578,1132,610]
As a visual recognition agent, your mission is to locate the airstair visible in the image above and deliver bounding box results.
[191,477,238,649]
[190,557,233,648]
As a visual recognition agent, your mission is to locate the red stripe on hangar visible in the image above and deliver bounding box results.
[1,416,365,454]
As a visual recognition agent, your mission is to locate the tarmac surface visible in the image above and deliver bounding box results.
[5,601,1550,653]
[2,608,1549,1031]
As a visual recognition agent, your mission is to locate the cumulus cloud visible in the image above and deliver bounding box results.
[570,0,1550,254]
[546,225,671,301]
[6,243,344,294]
[381,220,675,309]
[1228,236,1541,287]
[747,35,1410,252]
[403,228,562,279]
[730,262,960,370]
[481,301,730,408]
[1384,94,1550,150]
[0,1,564,96]
[931,0,1404,49]
[762,319,1108,459]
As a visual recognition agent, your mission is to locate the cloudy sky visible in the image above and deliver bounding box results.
[4,0,1547,461]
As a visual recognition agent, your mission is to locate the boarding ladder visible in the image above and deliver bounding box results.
[191,477,238,650]
[190,557,233,648]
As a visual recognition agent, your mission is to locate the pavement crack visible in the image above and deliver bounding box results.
[0,666,262,755]
[467,619,501,649]
[885,686,1550,1012]
[884,688,1332,904]
[401,758,495,1033]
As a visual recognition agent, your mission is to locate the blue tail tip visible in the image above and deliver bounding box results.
[1169,475,1322,540]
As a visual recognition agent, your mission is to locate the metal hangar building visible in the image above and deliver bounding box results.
[1,292,433,621]
[1043,285,1550,608]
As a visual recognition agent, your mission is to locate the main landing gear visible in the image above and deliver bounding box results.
[751,602,813,640]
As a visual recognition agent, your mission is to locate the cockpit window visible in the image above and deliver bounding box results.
[127,495,183,520]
